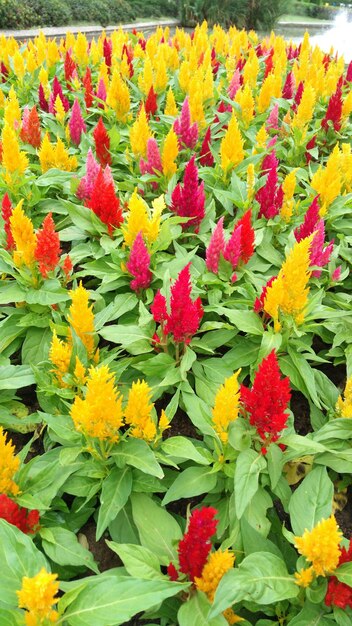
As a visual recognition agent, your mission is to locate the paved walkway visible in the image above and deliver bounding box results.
[0,18,181,40]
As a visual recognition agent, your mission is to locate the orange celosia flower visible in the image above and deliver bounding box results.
[0,426,20,496]
[34,213,61,279]
[17,568,59,626]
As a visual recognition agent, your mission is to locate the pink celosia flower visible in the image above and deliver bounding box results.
[126,231,152,292]
[140,138,162,188]
[173,97,198,149]
[77,149,100,200]
[228,69,241,99]
[309,220,334,277]
[206,217,225,273]
[171,156,205,232]
[346,61,352,82]
[332,266,342,281]
[223,224,242,274]
[305,135,317,164]
[96,78,107,107]
[69,98,86,146]
[266,104,279,130]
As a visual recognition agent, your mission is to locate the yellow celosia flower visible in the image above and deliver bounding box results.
[336,377,352,418]
[38,132,55,173]
[162,128,179,178]
[124,380,156,441]
[255,124,268,152]
[9,200,37,267]
[74,32,89,65]
[235,84,254,127]
[54,94,66,124]
[17,568,59,626]
[220,111,244,171]
[243,48,259,88]
[212,371,241,443]
[0,426,20,496]
[49,330,72,387]
[342,90,352,119]
[130,104,152,159]
[1,123,28,176]
[280,169,297,222]
[71,365,123,442]
[294,516,342,578]
[264,235,313,332]
[12,50,25,80]
[154,55,168,91]
[257,73,281,114]
[138,56,154,95]
[178,60,191,92]
[246,163,255,201]
[123,190,162,247]
[311,145,341,215]
[158,409,170,434]
[106,68,130,121]
[68,283,95,358]
[195,549,235,601]
[4,86,21,129]
[294,565,314,587]
[38,134,77,173]
[223,608,244,624]
[291,84,316,132]
[74,357,87,386]
[189,85,205,126]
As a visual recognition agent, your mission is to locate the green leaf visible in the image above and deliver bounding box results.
[40,527,99,573]
[287,603,332,626]
[178,592,227,626]
[99,324,153,355]
[0,608,24,625]
[161,436,211,465]
[162,466,218,505]
[113,439,163,478]
[94,294,138,331]
[288,466,333,535]
[212,307,263,335]
[0,365,35,390]
[62,577,189,626]
[21,327,51,365]
[234,449,267,518]
[0,520,48,609]
[0,282,26,304]
[106,542,164,580]
[96,467,132,540]
[25,280,70,306]
[336,562,352,586]
[181,391,216,436]
[211,552,298,616]
[180,347,197,379]
[131,494,183,563]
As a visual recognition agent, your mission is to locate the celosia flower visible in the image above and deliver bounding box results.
[336,377,352,418]
[34,213,61,279]
[103,37,112,68]
[263,236,313,331]
[130,104,151,158]
[266,103,279,130]
[178,507,218,581]
[151,290,168,324]
[69,98,86,146]
[20,106,41,148]
[124,379,156,441]
[17,568,59,625]
[153,264,203,345]
[171,156,205,232]
[236,209,255,264]
[71,365,123,442]
[282,70,295,99]
[212,371,241,442]
[86,168,123,235]
[140,137,162,187]
[2,192,14,250]
[254,276,277,315]
[309,220,334,277]
[256,151,283,219]
[206,217,225,273]
[9,200,37,268]
[223,225,242,276]
[122,191,163,247]
[161,128,179,178]
[291,83,316,131]
[199,127,214,167]
[294,196,320,241]
[126,232,152,292]
[0,494,39,534]
[321,82,343,132]
[173,97,198,149]
[240,350,291,446]
[96,77,107,106]
[63,254,73,281]
[0,427,20,496]
[38,83,49,112]
[1,122,28,176]
[228,69,241,99]
[195,549,235,601]
[332,266,342,282]
[83,67,94,109]
[220,111,244,171]
[325,538,352,609]
[49,76,69,113]
[164,88,178,116]
[49,330,72,387]
[93,117,111,167]
[76,149,100,200]
[145,85,158,118]
[294,516,342,581]
[68,283,95,357]
[64,50,76,85]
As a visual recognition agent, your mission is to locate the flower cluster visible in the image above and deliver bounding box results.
[0,494,39,534]
[17,568,59,626]
[295,516,342,586]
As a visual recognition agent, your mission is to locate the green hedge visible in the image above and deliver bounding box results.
[179,0,286,30]
[290,0,352,19]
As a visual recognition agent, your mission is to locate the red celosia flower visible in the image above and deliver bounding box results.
[167,563,179,581]
[122,44,134,78]
[63,254,73,280]
[164,263,203,344]
[346,61,352,82]
[83,67,94,109]
[254,276,277,315]
[236,209,255,264]
[325,538,352,609]
[151,290,168,324]
[173,97,198,149]
[294,196,320,241]
[69,98,86,146]
[35,213,61,279]
[2,192,14,250]
[86,167,123,235]
[199,127,214,167]
[93,117,111,167]
[103,37,112,69]
[1,62,9,82]
[0,494,40,534]
[240,350,291,445]
[206,217,225,273]
[178,507,218,581]
[38,83,49,112]
[171,156,205,232]
[321,83,343,132]
[20,106,41,148]
[145,86,158,118]
[126,232,152,292]
[264,48,274,78]
[64,51,77,86]
[305,135,317,164]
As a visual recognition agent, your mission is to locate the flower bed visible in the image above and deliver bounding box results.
[0,22,352,626]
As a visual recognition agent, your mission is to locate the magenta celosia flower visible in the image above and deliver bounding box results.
[38,83,49,112]
[96,78,107,107]
[240,350,291,448]
[223,224,242,274]
[199,127,214,167]
[177,507,218,581]
[77,149,100,200]
[126,231,152,292]
[171,156,205,232]
[346,61,352,82]
[321,83,343,132]
[103,38,112,69]
[228,69,241,99]
[173,97,198,149]
[309,220,334,277]
[2,192,14,250]
[305,135,317,164]
[69,98,86,146]
[292,81,304,112]
[282,70,295,99]
[140,138,162,188]
[256,151,283,219]
[49,76,69,113]
[294,196,320,241]
[206,217,225,273]
[266,104,279,130]
[332,266,342,281]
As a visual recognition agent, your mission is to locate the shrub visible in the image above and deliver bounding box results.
[26,0,72,26]
[0,0,37,28]
[180,0,286,29]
